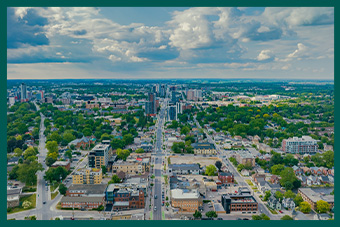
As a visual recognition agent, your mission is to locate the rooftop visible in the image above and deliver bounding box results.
[171,189,200,200]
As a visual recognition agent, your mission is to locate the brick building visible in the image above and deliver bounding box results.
[218,172,234,184]
[170,189,203,212]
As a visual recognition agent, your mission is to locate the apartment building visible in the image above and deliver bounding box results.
[72,168,102,185]
[221,189,258,214]
[88,143,111,169]
[298,188,334,210]
[282,136,318,154]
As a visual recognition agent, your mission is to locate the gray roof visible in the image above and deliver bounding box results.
[67,184,107,194]
[169,164,200,171]
[61,196,103,203]
[191,143,215,149]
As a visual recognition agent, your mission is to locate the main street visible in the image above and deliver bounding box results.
[193,116,278,220]
[151,92,168,220]
[33,102,51,220]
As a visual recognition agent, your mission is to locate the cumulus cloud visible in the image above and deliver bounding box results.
[257,49,274,61]
[7,8,49,48]
[6,7,334,79]
[287,43,308,58]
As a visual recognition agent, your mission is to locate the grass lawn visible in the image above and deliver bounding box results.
[267,206,278,214]
[245,179,254,186]
[164,175,168,185]
[50,183,60,192]
[51,191,59,200]
[7,194,36,214]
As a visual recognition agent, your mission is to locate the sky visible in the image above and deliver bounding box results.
[7,7,334,80]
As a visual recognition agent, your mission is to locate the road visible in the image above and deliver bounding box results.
[193,116,278,220]
[33,102,51,220]
[151,92,169,220]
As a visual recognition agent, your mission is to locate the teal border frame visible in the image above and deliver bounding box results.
[1,1,336,227]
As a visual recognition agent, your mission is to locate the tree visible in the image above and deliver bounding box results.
[215,161,222,172]
[116,149,130,161]
[22,201,32,209]
[283,154,299,167]
[316,200,330,213]
[271,164,285,175]
[205,165,217,176]
[284,190,296,199]
[237,164,245,172]
[59,184,67,195]
[264,191,271,201]
[280,167,299,190]
[49,132,62,144]
[193,210,202,219]
[64,150,72,160]
[180,126,190,135]
[63,132,76,143]
[294,194,304,206]
[14,148,23,157]
[101,165,107,175]
[17,161,43,185]
[44,166,68,183]
[23,147,38,160]
[275,191,284,201]
[300,201,311,213]
[109,175,121,184]
[323,151,334,168]
[205,211,217,218]
[46,141,58,154]
[280,215,293,220]
[135,148,144,153]
[260,213,270,220]
[252,215,262,220]
[123,134,134,145]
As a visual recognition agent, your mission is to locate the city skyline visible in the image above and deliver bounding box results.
[7,7,334,80]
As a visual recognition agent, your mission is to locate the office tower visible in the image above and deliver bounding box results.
[168,104,177,121]
[20,82,27,102]
[145,92,157,116]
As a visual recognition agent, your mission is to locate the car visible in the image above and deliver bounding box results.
[235,191,238,193]
[217,218,223,220]
[43,201,46,204]
[154,206,157,211]
[154,195,157,199]
[279,210,283,213]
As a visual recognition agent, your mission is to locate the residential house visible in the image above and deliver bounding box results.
[282,197,295,210]
[268,195,282,210]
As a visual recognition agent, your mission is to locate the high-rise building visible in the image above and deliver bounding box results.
[145,92,157,116]
[176,102,183,114]
[88,144,111,169]
[20,83,27,102]
[160,85,166,97]
[168,104,177,121]
[187,89,195,101]
[171,91,178,103]
[282,136,318,154]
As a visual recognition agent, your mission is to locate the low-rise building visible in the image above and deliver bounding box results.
[60,196,104,209]
[235,150,256,167]
[191,143,216,155]
[218,172,234,184]
[298,187,334,210]
[51,160,71,171]
[106,184,145,210]
[66,184,107,197]
[7,187,22,208]
[171,189,203,212]
[168,164,200,175]
[72,168,102,184]
[112,160,143,175]
[221,191,258,214]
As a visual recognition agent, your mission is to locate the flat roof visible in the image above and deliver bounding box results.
[171,189,200,199]
[61,196,103,203]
